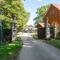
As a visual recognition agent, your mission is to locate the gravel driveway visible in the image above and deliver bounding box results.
[16,33,60,60]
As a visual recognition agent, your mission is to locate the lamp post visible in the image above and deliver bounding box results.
[12,14,17,41]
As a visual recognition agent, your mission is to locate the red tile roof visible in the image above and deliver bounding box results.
[52,4,60,10]
[36,22,45,28]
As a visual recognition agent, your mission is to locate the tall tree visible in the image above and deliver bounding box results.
[0,0,29,30]
[34,5,49,24]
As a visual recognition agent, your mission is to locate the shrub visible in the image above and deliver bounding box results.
[0,37,22,60]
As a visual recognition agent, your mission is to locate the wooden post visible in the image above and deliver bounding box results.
[45,19,50,39]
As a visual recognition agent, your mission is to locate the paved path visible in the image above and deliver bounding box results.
[16,33,60,60]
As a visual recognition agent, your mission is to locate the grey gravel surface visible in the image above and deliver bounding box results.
[16,33,60,60]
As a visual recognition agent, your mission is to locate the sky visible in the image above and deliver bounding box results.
[23,0,60,25]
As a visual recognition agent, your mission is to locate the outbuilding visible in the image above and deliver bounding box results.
[36,22,45,39]
[43,4,60,39]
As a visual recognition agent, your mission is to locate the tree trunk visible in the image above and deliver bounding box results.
[0,20,3,43]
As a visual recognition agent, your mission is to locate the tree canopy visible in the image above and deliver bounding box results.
[0,0,29,30]
[34,5,49,24]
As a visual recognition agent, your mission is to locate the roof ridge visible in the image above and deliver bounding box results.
[51,3,60,10]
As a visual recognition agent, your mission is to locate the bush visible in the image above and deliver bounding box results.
[32,33,38,39]
[0,37,22,60]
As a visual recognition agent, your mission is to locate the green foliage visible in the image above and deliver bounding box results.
[34,5,49,24]
[47,39,60,49]
[0,37,22,60]
[0,0,29,30]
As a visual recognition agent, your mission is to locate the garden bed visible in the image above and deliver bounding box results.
[0,37,22,60]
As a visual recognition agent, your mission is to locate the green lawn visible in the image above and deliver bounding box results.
[47,39,60,49]
[0,37,22,60]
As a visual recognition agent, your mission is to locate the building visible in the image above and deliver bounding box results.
[43,4,60,39]
[36,4,60,39]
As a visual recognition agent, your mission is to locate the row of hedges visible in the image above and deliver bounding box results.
[0,37,23,60]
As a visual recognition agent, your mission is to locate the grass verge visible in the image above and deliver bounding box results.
[0,37,22,60]
[47,39,60,49]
